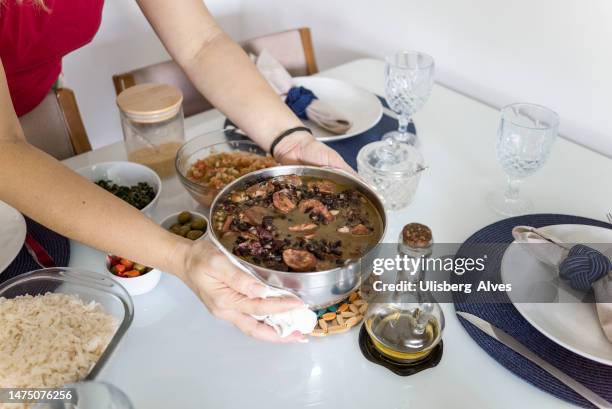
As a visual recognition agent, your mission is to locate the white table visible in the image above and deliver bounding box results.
[63,59,612,409]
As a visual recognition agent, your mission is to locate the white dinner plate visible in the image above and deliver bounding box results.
[501,224,612,365]
[293,76,383,142]
[0,200,26,275]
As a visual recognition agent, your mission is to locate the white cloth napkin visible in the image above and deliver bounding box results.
[255,50,352,135]
[254,286,318,337]
[214,239,317,337]
[512,226,612,342]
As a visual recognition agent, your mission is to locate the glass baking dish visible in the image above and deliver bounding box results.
[0,268,134,380]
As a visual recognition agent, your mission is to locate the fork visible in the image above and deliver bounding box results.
[607,212,612,225]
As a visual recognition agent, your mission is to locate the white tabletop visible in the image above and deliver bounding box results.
[63,58,612,409]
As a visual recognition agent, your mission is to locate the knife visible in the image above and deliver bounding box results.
[24,233,56,268]
[456,311,612,409]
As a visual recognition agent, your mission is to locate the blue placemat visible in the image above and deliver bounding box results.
[223,96,415,169]
[0,217,70,284]
[452,214,612,408]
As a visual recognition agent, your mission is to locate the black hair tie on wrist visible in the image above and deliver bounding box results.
[269,126,312,158]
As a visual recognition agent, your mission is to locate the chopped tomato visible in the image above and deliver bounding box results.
[113,264,126,274]
[123,270,141,278]
[119,258,134,269]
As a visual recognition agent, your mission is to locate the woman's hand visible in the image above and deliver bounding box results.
[272,131,354,174]
[177,239,306,343]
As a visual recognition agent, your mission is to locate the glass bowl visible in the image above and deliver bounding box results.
[175,132,276,208]
[0,268,134,380]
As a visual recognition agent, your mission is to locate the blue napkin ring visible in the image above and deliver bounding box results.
[559,244,612,291]
[285,86,317,119]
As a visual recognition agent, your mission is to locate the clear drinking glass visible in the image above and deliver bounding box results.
[488,103,559,216]
[382,51,435,145]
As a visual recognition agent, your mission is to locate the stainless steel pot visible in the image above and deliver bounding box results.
[208,165,387,309]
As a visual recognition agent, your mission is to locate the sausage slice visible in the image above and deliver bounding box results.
[307,180,337,194]
[350,224,372,235]
[246,181,274,198]
[242,206,268,225]
[272,190,296,214]
[298,199,334,223]
[282,249,317,272]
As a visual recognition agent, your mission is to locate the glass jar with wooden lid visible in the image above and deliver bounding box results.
[117,83,185,178]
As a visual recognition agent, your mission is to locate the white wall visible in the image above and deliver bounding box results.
[239,0,612,157]
[62,0,243,149]
[63,0,612,158]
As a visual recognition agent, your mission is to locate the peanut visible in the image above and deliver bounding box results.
[336,314,345,326]
[345,316,361,328]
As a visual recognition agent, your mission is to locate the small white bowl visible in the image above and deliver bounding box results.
[76,161,162,216]
[105,255,161,296]
[160,210,209,241]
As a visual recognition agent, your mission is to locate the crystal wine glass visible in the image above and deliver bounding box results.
[488,103,559,216]
[382,51,435,145]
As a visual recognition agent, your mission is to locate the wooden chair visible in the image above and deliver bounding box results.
[19,88,92,160]
[112,27,319,118]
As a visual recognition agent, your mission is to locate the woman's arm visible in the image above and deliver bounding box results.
[0,61,183,273]
[136,0,352,171]
[0,60,303,342]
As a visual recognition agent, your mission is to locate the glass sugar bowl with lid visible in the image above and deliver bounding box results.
[117,83,185,178]
[356,139,426,211]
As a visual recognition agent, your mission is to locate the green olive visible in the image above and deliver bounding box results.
[190,218,207,231]
[186,230,204,240]
[178,211,192,224]
[178,225,191,237]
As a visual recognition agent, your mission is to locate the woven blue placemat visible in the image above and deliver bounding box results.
[0,217,70,284]
[224,96,415,169]
[452,214,612,408]
[324,96,415,169]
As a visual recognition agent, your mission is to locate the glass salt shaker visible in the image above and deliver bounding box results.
[117,83,185,178]
[364,223,444,365]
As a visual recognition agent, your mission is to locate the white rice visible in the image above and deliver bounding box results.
[0,293,118,391]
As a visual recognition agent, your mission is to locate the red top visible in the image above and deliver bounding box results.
[0,0,104,116]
